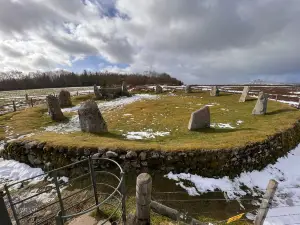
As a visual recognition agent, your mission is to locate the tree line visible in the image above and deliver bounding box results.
[0,70,183,91]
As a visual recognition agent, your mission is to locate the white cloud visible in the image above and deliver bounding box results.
[0,0,300,83]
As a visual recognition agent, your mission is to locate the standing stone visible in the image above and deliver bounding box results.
[252,92,268,115]
[46,95,65,121]
[239,86,250,102]
[121,81,131,97]
[210,86,219,96]
[188,106,210,130]
[185,85,192,93]
[25,94,29,101]
[58,90,72,107]
[78,100,108,133]
[155,85,163,94]
[94,84,102,100]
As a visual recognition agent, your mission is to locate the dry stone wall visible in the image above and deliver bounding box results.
[1,120,300,178]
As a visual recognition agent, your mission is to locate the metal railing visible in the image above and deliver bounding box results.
[3,156,126,225]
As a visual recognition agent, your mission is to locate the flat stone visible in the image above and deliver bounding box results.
[78,100,108,133]
[252,91,268,115]
[188,106,210,130]
[126,151,137,159]
[139,152,147,161]
[239,86,250,102]
[106,151,118,158]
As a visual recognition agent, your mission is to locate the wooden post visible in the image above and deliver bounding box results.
[136,173,152,225]
[254,179,278,225]
[30,98,33,107]
[25,94,28,101]
[275,94,278,101]
[151,201,178,221]
[0,191,12,225]
[76,91,79,96]
[12,101,16,112]
[298,98,300,109]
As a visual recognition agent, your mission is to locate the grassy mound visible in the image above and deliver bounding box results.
[1,92,300,151]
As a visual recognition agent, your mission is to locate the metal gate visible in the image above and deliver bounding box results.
[3,156,126,225]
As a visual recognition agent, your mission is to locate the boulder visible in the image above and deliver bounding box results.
[78,100,108,133]
[252,92,268,115]
[59,90,72,107]
[239,86,250,102]
[155,85,163,94]
[185,85,192,93]
[188,106,210,130]
[46,95,65,121]
[94,84,102,100]
[210,86,219,96]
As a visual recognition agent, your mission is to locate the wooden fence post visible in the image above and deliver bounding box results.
[136,173,152,225]
[12,101,16,112]
[30,98,33,107]
[25,94,29,101]
[254,179,278,225]
[0,191,12,225]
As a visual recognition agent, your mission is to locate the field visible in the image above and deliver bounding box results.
[1,90,300,151]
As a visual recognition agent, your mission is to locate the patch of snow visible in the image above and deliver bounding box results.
[45,94,158,133]
[270,98,299,107]
[221,108,229,111]
[123,129,170,140]
[166,144,300,225]
[206,103,219,107]
[211,123,235,129]
[0,159,44,186]
[236,120,244,125]
[123,114,132,116]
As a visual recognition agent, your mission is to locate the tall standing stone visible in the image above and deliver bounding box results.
[188,106,210,130]
[78,100,108,134]
[252,92,268,115]
[239,86,250,102]
[210,86,219,96]
[94,84,102,100]
[46,95,65,121]
[155,85,163,94]
[121,81,131,97]
[58,90,72,107]
[185,85,192,93]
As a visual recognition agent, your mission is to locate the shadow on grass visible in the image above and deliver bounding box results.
[266,108,297,115]
[191,127,255,133]
[245,98,257,102]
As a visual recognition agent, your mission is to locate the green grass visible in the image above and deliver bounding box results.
[1,91,300,151]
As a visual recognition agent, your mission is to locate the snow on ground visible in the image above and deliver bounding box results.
[211,123,235,129]
[0,158,44,189]
[206,103,220,107]
[47,94,158,133]
[236,120,244,125]
[269,98,299,107]
[166,144,300,225]
[123,129,170,140]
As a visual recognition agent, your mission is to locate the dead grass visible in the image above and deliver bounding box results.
[2,91,300,151]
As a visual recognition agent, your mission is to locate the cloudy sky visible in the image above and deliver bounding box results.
[0,0,300,84]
